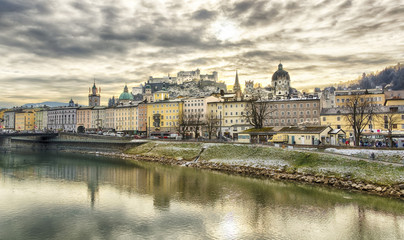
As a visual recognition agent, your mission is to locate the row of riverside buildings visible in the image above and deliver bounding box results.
[1,64,404,146]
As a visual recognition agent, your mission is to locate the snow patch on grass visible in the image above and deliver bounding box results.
[325,148,404,163]
[209,158,290,168]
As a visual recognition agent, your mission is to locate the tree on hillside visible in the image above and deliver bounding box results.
[344,93,376,146]
[351,63,404,90]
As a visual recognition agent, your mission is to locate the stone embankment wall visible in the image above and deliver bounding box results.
[2,133,145,152]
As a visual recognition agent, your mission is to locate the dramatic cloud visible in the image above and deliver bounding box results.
[0,0,403,107]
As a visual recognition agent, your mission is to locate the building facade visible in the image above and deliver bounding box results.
[335,89,385,108]
[77,107,93,131]
[15,110,36,131]
[146,100,183,133]
[35,109,48,131]
[114,105,137,132]
[47,107,77,132]
[207,100,250,139]
[137,103,147,133]
[264,98,321,127]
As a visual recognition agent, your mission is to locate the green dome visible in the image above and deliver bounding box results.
[119,84,134,100]
[119,92,134,100]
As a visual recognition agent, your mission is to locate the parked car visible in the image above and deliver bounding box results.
[116,132,124,137]
[133,135,142,139]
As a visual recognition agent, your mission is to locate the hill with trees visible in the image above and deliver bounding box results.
[349,63,404,90]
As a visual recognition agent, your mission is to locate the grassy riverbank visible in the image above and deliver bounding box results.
[125,141,404,198]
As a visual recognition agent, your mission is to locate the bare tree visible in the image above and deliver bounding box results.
[244,97,272,129]
[187,112,204,139]
[344,93,376,146]
[205,112,219,139]
[176,112,189,139]
[376,106,401,147]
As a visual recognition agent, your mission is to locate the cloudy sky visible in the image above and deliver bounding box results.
[0,0,403,107]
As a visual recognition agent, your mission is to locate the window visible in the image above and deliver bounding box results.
[402,115,404,120]
[393,124,397,129]
[337,117,341,121]
[306,103,310,107]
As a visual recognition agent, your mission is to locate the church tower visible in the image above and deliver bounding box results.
[89,81,101,106]
[271,63,290,99]
[233,70,243,101]
[143,84,153,102]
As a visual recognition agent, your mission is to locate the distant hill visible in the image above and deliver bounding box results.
[349,63,404,90]
[22,101,70,108]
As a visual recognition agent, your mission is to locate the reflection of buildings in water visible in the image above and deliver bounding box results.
[87,166,99,208]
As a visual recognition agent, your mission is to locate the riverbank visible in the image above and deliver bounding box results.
[85,140,404,200]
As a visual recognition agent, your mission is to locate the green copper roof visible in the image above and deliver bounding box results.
[119,92,134,100]
[119,85,134,100]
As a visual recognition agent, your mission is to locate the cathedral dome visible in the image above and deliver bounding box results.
[118,85,134,100]
[272,63,290,81]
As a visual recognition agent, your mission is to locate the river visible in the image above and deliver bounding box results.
[0,151,403,240]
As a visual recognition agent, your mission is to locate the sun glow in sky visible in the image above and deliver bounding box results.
[212,18,240,41]
[0,0,403,107]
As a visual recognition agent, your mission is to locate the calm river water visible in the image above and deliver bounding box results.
[0,151,403,240]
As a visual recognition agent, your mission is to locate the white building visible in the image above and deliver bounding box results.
[4,111,15,130]
[183,95,221,119]
[47,107,77,132]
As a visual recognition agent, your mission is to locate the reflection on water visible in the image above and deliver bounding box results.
[0,152,403,239]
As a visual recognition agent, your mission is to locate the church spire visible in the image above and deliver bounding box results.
[233,70,241,92]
